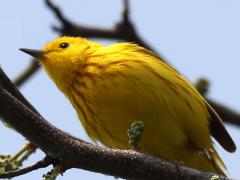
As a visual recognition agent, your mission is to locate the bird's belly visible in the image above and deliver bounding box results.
[69,65,210,162]
[82,84,189,160]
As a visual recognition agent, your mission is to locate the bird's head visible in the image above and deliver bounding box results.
[20,36,102,92]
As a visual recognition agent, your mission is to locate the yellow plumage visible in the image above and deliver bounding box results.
[21,36,236,175]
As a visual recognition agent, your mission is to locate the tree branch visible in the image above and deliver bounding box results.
[44,0,155,53]
[0,68,233,180]
[0,65,39,115]
[0,157,52,179]
[209,99,240,126]
[13,59,40,87]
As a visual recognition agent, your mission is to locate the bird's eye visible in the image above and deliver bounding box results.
[59,42,69,49]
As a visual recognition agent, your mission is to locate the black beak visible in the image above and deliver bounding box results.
[19,48,46,58]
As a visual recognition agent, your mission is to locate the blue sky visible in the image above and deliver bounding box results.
[0,0,240,179]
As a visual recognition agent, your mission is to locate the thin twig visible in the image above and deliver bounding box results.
[10,143,32,161]
[209,99,240,126]
[44,0,156,53]
[45,0,70,26]
[13,59,40,87]
[122,0,130,26]
[0,157,52,179]
[17,148,36,166]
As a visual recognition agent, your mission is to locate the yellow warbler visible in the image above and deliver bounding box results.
[20,36,236,175]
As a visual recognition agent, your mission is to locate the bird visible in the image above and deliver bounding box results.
[20,36,236,175]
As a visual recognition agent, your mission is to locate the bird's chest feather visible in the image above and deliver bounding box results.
[68,66,192,150]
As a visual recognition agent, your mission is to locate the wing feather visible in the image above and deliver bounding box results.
[207,103,236,152]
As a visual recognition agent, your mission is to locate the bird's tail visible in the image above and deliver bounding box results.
[204,148,227,175]
[181,146,227,175]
